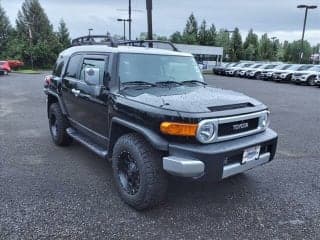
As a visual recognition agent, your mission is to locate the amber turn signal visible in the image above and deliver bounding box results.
[160,122,198,137]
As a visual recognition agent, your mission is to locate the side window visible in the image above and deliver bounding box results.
[80,57,107,84]
[53,60,64,77]
[65,54,82,78]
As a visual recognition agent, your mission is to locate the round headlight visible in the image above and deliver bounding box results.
[196,121,216,143]
[260,111,270,129]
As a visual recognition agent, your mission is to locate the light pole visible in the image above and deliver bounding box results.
[146,0,153,42]
[88,28,93,37]
[117,19,129,40]
[297,4,317,63]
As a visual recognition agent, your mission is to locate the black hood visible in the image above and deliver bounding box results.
[120,85,262,113]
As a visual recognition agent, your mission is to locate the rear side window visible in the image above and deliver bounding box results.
[65,54,82,78]
[53,61,64,77]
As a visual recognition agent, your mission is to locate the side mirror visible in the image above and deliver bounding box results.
[84,67,100,86]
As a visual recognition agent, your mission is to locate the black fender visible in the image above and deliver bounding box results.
[108,117,169,154]
[44,89,68,117]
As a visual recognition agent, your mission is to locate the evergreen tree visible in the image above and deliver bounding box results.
[258,33,273,60]
[207,24,216,46]
[182,13,198,44]
[0,2,12,58]
[197,20,210,45]
[215,29,230,60]
[243,29,259,60]
[15,0,60,68]
[170,31,183,43]
[229,28,243,61]
[57,19,71,49]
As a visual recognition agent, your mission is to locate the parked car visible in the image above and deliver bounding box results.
[212,63,231,75]
[0,61,11,75]
[315,74,320,87]
[260,64,292,81]
[273,65,313,83]
[291,65,320,86]
[220,62,240,76]
[225,63,253,77]
[44,36,278,210]
[238,63,263,77]
[7,60,24,69]
[246,64,279,79]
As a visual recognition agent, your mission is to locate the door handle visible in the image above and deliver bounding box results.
[71,88,80,97]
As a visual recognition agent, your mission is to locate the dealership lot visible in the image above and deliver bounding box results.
[0,73,319,239]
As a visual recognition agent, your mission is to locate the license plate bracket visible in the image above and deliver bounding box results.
[242,145,261,164]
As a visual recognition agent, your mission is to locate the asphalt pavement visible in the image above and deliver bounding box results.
[0,73,319,239]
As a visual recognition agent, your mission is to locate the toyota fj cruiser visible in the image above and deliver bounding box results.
[44,36,278,210]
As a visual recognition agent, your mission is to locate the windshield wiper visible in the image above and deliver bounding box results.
[181,80,207,86]
[155,80,182,86]
[121,81,156,87]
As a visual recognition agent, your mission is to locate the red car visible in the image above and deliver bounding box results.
[0,61,11,75]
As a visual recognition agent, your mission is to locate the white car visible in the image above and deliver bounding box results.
[225,63,253,76]
[272,64,303,82]
[291,65,320,86]
[260,64,292,81]
[238,63,264,77]
[246,64,278,79]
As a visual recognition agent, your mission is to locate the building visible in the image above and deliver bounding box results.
[174,43,224,70]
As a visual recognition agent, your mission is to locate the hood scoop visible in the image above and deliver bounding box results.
[208,102,254,112]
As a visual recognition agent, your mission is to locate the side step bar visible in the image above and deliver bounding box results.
[66,128,108,160]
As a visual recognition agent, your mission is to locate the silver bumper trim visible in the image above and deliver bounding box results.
[163,156,205,178]
[222,152,270,179]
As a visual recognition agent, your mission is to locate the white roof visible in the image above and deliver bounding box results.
[61,45,193,57]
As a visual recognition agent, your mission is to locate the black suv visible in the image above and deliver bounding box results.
[44,36,278,210]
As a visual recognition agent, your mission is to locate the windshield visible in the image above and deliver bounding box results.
[263,64,278,69]
[308,66,320,72]
[287,65,301,70]
[252,64,262,68]
[275,64,292,70]
[119,53,203,84]
[297,65,313,71]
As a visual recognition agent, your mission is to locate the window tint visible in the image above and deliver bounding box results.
[53,61,64,77]
[66,54,82,78]
[80,58,106,83]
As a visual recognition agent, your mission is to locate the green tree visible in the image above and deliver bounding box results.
[197,20,210,45]
[57,19,71,49]
[170,31,183,43]
[207,24,216,46]
[15,0,59,68]
[182,13,198,44]
[0,2,12,58]
[215,29,230,60]
[243,29,259,60]
[229,28,243,61]
[258,33,273,60]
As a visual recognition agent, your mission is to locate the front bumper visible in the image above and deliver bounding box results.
[163,128,277,181]
[292,76,307,83]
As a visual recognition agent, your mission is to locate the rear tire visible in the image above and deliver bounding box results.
[48,103,72,146]
[112,133,168,210]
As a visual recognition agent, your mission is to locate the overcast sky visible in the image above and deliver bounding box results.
[2,0,320,44]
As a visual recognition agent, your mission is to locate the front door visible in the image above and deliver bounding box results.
[61,53,110,141]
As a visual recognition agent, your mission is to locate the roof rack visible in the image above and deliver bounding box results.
[71,35,118,47]
[118,40,179,51]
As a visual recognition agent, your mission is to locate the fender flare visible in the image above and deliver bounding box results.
[45,89,67,116]
[110,117,169,152]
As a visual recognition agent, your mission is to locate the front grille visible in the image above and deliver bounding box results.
[294,73,303,76]
[218,118,259,137]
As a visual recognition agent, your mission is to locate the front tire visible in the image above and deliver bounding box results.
[307,76,316,86]
[48,103,72,146]
[112,133,168,210]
